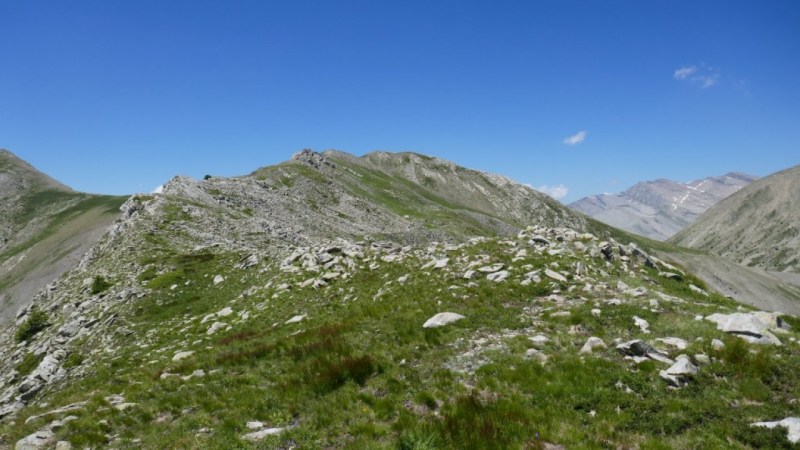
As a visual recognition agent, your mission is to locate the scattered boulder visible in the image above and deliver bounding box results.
[235,254,259,270]
[544,269,567,283]
[750,417,800,444]
[487,270,509,282]
[15,416,77,450]
[423,312,465,328]
[242,427,288,442]
[216,307,234,317]
[15,430,55,450]
[207,322,227,335]
[529,335,550,348]
[659,355,698,387]
[580,337,607,354]
[285,315,306,324]
[616,340,674,365]
[172,351,194,362]
[477,263,504,273]
[433,258,449,269]
[694,354,711,365]
[633,316,650,333]
[705,312,783,345]
[213,275,225,285]
[655,337,688,351]
[525,348,549,363]
[689,284,708,297]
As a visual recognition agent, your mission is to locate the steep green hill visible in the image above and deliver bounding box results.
[0,150,127,323]
[670,164,800,273]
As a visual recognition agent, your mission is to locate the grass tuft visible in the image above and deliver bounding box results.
[15,308,49,343]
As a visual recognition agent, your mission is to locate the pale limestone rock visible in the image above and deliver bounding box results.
[751,417,800,443]
[580,337,607,354]
[423,312,465,328]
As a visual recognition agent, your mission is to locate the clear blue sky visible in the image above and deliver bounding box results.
[2,1,799,202]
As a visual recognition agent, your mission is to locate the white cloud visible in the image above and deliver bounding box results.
[563,130,587,146]
[536,184,569,200]
[674,63,720,89]
[697,73,719,88]
[152,185,164,194]
[673,65,697,80]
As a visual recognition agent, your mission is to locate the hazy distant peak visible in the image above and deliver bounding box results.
[570,172,756,240]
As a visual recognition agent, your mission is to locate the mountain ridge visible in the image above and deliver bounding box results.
[570,172,757,240]
[670,163,800,273]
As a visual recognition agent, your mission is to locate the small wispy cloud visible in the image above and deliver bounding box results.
[535,184,569,200]
[673,66,697,80]
[152,185,164,194]
[563,130,587,146]
[674,63,720,88]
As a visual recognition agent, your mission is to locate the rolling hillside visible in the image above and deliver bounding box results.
[0,150,127,324]
[670,164,800,273]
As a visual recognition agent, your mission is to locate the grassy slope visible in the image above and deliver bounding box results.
[4,228,800,448]
[0,192,128,322]
[669,164,800,273]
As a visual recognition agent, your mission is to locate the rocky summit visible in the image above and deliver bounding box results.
[0,150,799,449]
[570,172,756,241]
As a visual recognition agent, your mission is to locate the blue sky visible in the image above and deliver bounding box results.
[1,1,799,202]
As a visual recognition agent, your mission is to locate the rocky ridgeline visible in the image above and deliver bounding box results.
[273,224,795,383]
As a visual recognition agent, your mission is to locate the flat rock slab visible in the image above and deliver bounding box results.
[15,430,54,450]
[242,427,287,442]
[285,315,306,324]
[705,312,782,345]
[487,270,509,282]
[423,312,465,328]
[477,263,504,273]
[172,351,194,362]
[544,269,567,283]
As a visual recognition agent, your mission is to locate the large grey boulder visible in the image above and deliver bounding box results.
[15,430,54,450]
[705,312,783,345]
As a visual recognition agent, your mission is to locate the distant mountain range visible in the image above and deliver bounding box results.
[569,172,757,240]
[670,164,800,273]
